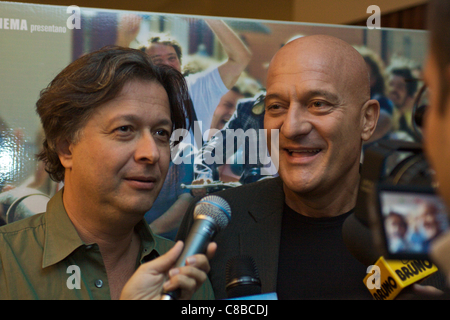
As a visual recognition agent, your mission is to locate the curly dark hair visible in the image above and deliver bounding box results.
[36,45,192,182]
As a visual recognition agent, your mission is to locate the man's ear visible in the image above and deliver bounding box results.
[361,99,380,142]
[56,138,73,169]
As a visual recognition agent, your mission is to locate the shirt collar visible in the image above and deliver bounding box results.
[42,188,163,268]
[42,188,84,268]
[135,218,167,263]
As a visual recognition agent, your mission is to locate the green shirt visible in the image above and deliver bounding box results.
[0,189,214,300]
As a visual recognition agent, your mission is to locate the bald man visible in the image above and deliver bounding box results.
[177,35,380,300]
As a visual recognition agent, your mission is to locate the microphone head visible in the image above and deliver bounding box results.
[194,195,231,231]
[225,255,262,298]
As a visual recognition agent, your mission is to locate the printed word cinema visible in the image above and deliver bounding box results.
[0,18,28,31]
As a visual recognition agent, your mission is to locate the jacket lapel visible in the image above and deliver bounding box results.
[240,177,285,294]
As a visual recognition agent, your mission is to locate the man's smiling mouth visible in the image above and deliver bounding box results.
[286,148,322,156]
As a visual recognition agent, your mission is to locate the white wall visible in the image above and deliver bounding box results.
[293,0,428,24]
[5,0,429,24]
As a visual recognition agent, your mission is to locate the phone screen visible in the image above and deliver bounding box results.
[379,188,449,259]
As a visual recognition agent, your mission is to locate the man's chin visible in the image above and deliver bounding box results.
[119,190,161,216]
[280,172,320,195]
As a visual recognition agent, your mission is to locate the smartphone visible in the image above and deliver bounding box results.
[375,183,450,260]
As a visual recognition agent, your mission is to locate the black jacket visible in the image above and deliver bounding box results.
[176,176,285,299]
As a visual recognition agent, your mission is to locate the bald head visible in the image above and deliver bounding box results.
[263,34,380,202]
[268,35,371,106]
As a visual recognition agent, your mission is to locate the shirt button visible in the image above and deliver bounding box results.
[85,245,93,250]
[95,279,103,288]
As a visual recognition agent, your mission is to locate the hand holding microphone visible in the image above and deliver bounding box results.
[121,195,230,300]
[161,195,231,300]
[120,240,216,300]
[161,240,218,300]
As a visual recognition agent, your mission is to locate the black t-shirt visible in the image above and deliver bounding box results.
[276,204,373,300]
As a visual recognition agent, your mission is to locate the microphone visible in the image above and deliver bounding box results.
[161,195,231,300]
[225,255,278,300]
[343,141,441,300]
[225,255,262,298]
[364,257,438,300]
[343,205,439,300]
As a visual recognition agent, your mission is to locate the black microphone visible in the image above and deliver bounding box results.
[225,255,261,299]
[161,195,231,300]
[342,213,379,266]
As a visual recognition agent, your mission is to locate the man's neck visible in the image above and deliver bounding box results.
[63,189,143,300]
[284,174,360,218]
[68,210,138,261]
[62,187,141,269]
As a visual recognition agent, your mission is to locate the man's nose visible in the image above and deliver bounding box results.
[281,104,314,140]
[134,132,160,164]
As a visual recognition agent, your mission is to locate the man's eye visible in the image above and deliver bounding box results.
[266,104,281,110]
[311,100,335,110]
[114,125,135,137]
[113,125,134,139]
[156,129,169,136]
[117,126,132,132]
[155,129,171,141]
[312,101,326,108]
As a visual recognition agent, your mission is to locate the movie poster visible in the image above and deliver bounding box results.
[0,2,428,239]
